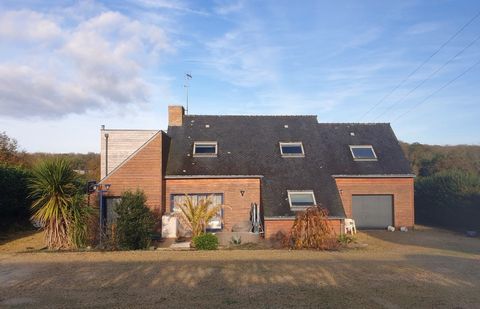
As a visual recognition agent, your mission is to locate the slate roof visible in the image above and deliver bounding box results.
[165,115,412,218]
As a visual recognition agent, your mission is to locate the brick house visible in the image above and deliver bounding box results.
[98,105,414,238]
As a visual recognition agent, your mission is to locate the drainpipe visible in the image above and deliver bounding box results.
[104,133,109,176]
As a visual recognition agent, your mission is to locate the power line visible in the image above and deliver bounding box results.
[372,32,480,121]
[358,8,480,121]
[392,57,480,123]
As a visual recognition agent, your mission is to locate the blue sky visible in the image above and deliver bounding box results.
[1,0,479,152]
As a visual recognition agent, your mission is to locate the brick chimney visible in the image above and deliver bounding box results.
[168,105,185,126]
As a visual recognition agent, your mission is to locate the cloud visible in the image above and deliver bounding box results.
[203,26,280,87]
[131,0,209,16]
[0,9,171,118]
[406,22,441,35]
[0,64,95,118]
[0,10,63,42]
[344,27,382,49]
[214,0,244,15]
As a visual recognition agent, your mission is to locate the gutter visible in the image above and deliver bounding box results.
[264,216,346,221]
[331,174,416,178]
[165,175,264,179]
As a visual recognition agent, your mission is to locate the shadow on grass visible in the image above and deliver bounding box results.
[361,226,480,255]
[1,252,479,308]
[0,227,39,246]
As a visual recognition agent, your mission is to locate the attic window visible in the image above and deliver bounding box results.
[280,142,305,157]
[193,142,217,157]
[288,191,316,209]
[349,145,377,161]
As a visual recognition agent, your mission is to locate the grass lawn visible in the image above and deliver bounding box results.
[1,226,479,308]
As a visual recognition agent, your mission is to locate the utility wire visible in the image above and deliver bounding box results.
[392,57,480,123]
[372,33,480,121]
[358,9,480,121]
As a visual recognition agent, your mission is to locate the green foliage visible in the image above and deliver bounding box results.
[0,164,32,231]
[400,142,480,177]
[193,233,219,250]
[0,132,23,166]
[176,195,222,238]
[23,152,100,181]
[29,158,91,249]
[338,234,356,245]
[115,190,155,250]
[415,170,480,229]
[69,194,94,248]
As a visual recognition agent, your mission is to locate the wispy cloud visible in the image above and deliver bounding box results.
[131,0,210,16]
[406,22,441,35]
[343,27,382,49]
[214,0,244,15]
[204,27,280,87]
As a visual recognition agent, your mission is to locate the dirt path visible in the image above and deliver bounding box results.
[1,228,479,308]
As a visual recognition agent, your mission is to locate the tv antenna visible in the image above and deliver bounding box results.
[184,73,192,114]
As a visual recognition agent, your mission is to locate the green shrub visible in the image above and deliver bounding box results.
[115,190,155,250]
[192,233,219,250]
[69,193,94,248]
[415,170,480,229]
[338,234,355,245]
[0,164,32,232]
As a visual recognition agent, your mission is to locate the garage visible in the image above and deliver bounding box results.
[352,195,393,228]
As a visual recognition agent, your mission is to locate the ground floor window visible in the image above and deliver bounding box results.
[105,197,121,227]
[170,193,224,230]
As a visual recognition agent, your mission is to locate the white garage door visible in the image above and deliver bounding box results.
[352,195,393,229]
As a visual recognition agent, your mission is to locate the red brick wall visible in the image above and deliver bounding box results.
[102,132,164,215]
[165,178,261,231]
[265,218,342,239]
[334,177,414,228]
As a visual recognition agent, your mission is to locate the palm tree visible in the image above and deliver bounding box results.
[176,195,222,238]
[29,158,85,249]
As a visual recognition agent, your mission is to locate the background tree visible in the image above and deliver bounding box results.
[0,132,24,166]
[0,164,31,232]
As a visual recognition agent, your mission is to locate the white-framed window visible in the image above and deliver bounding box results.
[193,141,218,157]
[280,142,305,157]
[349,145,378,161]
[287,190,316,209]
[171,193,224,230]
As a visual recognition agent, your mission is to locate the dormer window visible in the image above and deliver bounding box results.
[193,141,217,157]
[280,142,305,157]
[288,190,316,209]
[349,145,377,161]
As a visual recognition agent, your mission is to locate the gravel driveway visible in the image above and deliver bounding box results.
[1,227,479,308]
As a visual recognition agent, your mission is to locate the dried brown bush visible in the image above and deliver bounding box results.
[288,206,339,250]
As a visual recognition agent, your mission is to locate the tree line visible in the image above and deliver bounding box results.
[400,141,480,230]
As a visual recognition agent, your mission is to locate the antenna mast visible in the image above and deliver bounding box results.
[184,73,192,114]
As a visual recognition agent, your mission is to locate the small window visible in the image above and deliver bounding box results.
[350,145,377,161]
[193,141,217,157]
[288,190,316,209]
[280,142,305,157]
